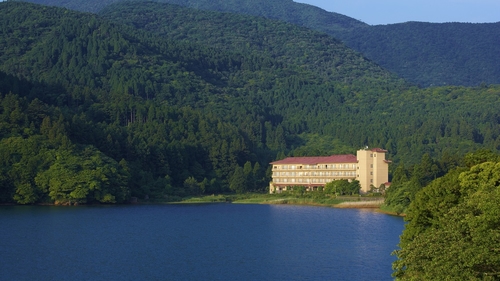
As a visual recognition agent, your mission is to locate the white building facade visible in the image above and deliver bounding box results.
[269,148,390,194]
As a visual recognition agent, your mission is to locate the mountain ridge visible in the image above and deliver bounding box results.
[22,0,500,87]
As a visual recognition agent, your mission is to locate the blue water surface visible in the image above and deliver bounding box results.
[0,204,404,280]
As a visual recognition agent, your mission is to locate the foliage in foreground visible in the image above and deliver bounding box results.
[392,152,500,280]
[384,150,500,215]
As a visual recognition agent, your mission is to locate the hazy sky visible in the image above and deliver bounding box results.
[294,0,500,25]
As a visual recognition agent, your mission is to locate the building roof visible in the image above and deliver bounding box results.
[371,148,388,153]
[270,154,357,165]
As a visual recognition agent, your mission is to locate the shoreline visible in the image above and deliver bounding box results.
[1,196,404,216]
[333,200,384,208]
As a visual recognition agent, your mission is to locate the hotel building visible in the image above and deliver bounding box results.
[269,148,390,194]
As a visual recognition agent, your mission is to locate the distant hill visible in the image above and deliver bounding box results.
[98,1,397,85]
[23,0,500,87]
[19,0,367,33]
[344,22,500,87]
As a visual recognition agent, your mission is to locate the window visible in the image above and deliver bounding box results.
[370,164,373,168]
[370,171,373,175]
[370,154,373,157]
[370,179,373,183]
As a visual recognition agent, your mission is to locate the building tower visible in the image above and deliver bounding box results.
[356,148,390,193]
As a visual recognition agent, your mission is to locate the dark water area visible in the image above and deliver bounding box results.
[0,204,404,280]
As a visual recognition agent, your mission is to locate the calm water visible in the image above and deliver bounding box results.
[0,204,404,280]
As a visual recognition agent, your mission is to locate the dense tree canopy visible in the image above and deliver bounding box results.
[392,153,500,280]
[324,179,360,195]
[25,0,500,87]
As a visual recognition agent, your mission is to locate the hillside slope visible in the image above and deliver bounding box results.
[23,0,500,87]
[21,0,367,33]
[98,2,397,85]
[345,22,500,87]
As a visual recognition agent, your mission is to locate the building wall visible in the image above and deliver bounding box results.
[269,148,389,194]
[356,149,389,193]
[270,162,357,193]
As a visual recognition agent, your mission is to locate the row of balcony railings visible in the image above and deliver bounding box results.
[273,166,357,170]
[273,172,357,177]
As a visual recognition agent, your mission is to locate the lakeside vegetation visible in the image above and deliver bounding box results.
[392,151,500,280]
[160,192,376,208]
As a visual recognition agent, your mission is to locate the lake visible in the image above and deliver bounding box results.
[0,204,404,280]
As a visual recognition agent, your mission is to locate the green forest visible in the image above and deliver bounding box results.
[24,0,500,87]
[389,150,500,279]
[344,21,500,87]
[1,2,500,206]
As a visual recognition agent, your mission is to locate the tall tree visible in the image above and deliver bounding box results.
[393,161,500,280]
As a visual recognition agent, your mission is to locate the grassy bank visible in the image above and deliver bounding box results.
[166,193,386,209]
[335,199,384,208]
[378,204,406,216]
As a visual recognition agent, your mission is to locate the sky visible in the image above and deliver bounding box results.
[294,0,500,25]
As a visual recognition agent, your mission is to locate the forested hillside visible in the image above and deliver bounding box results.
[21,0,366,34]
[98,2,397,85]
[344,22,500,87]
[23,0,500,87]
[1,2,500,205]
[97,2,500,159]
